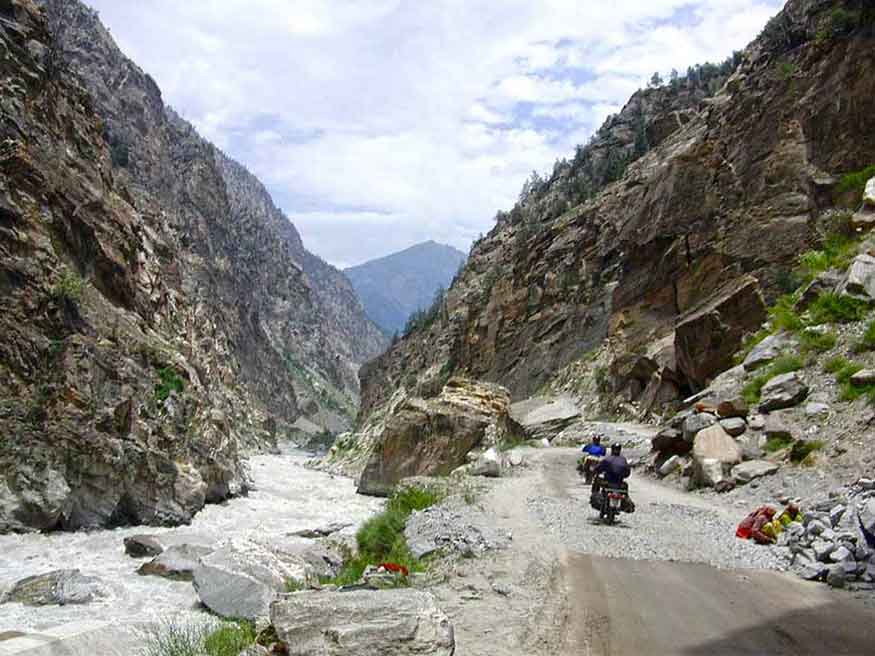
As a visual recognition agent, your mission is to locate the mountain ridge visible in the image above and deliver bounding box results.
[345,240,467,336]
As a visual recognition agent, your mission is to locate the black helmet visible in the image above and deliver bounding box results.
[611,443,622,455]
[592,435,601,444]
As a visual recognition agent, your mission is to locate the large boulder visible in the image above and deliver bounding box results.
[682,412,717,443]
[357,378,521,496]
[692,425,742,487]
[192,540,313,620]
[864,177,875,209]
[508,396,580,442]
[859,499,875,549]
[675,276,767,390]
[1,569,104,606]
[731,460,779,484]
[652,427,690,456]
[469,447,504,477]
[836,254,875,301]
[271,589,455,656]
[719,417,747,437]
[759,373,809,411]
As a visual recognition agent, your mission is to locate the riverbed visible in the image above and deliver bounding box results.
[0,448,382,633]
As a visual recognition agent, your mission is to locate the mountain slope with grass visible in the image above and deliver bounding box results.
[344,241,467,337]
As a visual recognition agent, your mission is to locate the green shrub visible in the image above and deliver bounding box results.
[764,434,794,453]
[203,622,256,656]
[836,164,875,195]
[155,367,185,402]
[741,355,804,404]
[777,60,797,80]
[799,330,837,354]
[142,620,255,656]
[768,295,804,332]
[824,355,850,374]
[387,485,445,515]
[808,293,870,325]
[797,232,858,283]
[284,578,306,592]
[790,440,825,464]
[853,320,875,353]
[51,269,85,303]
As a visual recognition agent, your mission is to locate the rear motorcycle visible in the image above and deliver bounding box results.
[589,475,632,525]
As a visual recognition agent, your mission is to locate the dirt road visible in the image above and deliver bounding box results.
[436,447,875,655]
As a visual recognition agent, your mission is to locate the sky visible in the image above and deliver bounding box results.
[84,0,784,268]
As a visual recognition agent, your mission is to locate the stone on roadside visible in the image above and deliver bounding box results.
[658,455,682,478]
[138,544,212,581]
[758,373,809,412]
[682,412,717,443]
[692,425,742,488]
[748,414,766,431]
[829,505,846,528]
[271,589,455,656]
[717,397,749,418]
[764,415,794,441]
[470,448,503,478]
[1,570,104,606]
[813,539,836,562]
[719,417,746,437]
[797,562,828,581]
[731,460,779,485]
[742,333,792,371]
[124,535,163,558]
[507,451,524,467]
[858,499,875,548]
[826,564,846,588]
[192,540,313,620]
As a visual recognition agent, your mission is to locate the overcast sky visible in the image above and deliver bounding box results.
[85,0,783,268]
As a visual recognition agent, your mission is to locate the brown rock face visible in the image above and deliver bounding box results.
[358,0,875,427]
[675,276,767,391]
[356,378,521,496]
[0,0,383,531]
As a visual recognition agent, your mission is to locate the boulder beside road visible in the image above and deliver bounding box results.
[271,589,455,656]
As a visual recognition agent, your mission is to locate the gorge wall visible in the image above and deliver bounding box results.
[0,0,384,531]
[357,0,875,429]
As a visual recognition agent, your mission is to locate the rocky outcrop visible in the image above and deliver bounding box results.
[355,0,875,431]
[271,589,455,656]
[355,378,521,496]
[508,396,581,442]
[759,373,809,412]
[0,0,382,532]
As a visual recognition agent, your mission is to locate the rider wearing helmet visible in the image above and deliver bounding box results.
[596,443,630,486]
[581,434,606,457]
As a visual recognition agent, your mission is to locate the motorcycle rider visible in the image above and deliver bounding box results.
[592,443,635,512]
[578,435,607,482]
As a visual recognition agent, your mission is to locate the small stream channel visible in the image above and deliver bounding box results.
[0,447,382,634]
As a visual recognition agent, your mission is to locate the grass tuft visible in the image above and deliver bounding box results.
[764,435,794,453]
[836,164,875,195]
[853,320,875,353]
[799,329,837,354]
[142,620,255,656]
[789,440,825,464]
[741,354,804,405]
[808,293,870,325]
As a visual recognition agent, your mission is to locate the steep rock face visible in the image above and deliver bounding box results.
[0,0,375,531]
[358,0,875,427]
[345,241,467,336]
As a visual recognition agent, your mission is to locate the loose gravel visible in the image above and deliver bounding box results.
[527,476,788,572]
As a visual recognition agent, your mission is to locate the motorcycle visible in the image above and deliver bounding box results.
[589,475,632,525]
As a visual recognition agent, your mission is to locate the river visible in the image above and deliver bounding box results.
[0,448,382,634]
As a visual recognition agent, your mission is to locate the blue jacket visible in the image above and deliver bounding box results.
[582,443,606,457]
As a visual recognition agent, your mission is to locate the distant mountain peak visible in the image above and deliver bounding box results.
[345,241,467,336]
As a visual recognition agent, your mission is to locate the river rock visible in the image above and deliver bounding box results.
[742,333,792,371]
[836,254,875,301]
[124,535,164,558]
[192,540,313,620]
[719,417,746,437]
[1,569,104,606]
[682,412,717,443]
[271,589,455,655]
[508,396,580,442]
[731,460,779,484]
[758,373,808,411]
[357,379,521,496]
[138,544,212,581]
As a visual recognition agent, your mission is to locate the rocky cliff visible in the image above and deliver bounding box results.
[357,0,875,430]
[0,0,382,531]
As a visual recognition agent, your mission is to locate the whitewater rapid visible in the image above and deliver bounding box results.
[0,448,382,633]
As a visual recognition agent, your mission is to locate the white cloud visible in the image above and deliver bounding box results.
[85,0,784,267]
